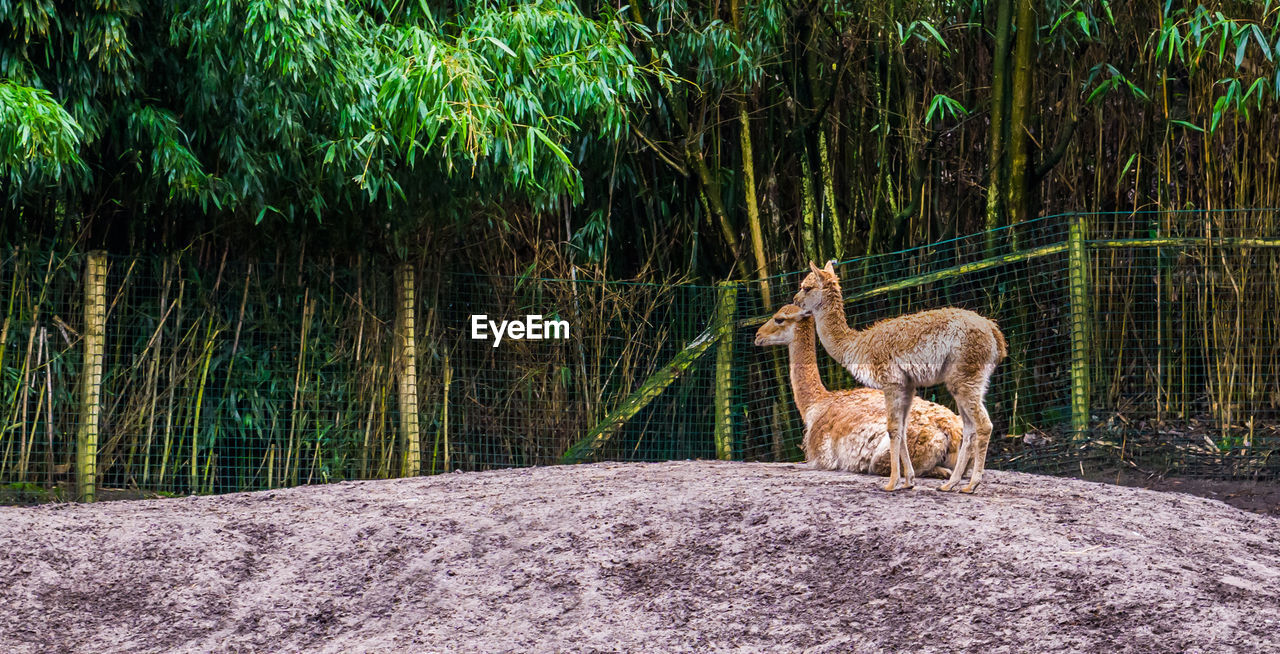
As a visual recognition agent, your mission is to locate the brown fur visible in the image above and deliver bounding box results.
[793,261,1006,493]
[753,305,962,478]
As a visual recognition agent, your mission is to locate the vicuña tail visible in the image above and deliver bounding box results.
[992,324,1008,360]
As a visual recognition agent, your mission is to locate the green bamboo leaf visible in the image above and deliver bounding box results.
[1052,11,1071,34]
[1117,152,1139,188]
[1086,78,1115,104]
[485,36,516,57]
[1210,95,1228,131]
[916,21,947,51]
[531,126,571,167]
[1170,119,1204,132]
[1245,77,1268,103]
[1252,25,1272,61]
[1123,78,1151,101]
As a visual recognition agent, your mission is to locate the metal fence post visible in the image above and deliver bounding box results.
[713,281,738,460]
[396,263,421,476]
[77,251,107,502]
[1067,215,1091,439]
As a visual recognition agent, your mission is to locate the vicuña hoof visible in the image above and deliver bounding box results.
[960,483,979,494]
[939,481,958,492]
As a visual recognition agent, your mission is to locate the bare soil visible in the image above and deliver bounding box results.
[1088,470,1280,517]
[2,461,1279,653]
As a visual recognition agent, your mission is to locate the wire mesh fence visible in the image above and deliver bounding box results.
[0,248,722,497]
[2,210,1278,500]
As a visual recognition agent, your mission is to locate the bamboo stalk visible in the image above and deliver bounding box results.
[360,367,377,479]
[396,263,421,477]
[818,130,843,260]
[1068,217,1091,438]
[432,353,451,475]
[738,105,772,309]
[984,0,1013,251]
[265,443,275,489]
[713,282,737,461]
[42,326,53,487]
[1003,0,1035,245]
[19,331,43,484]
[800,144,820,262]
[189,320,218,494]
[158,279,187,489]
[287,291,313,486]
[140,262,172,487]
[0,258,13,375]
[22,354,44,484]
[77,251,107,502]
[13,312,38,482]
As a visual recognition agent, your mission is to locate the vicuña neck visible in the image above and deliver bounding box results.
[788,320,828,415]
[812,293,865,368]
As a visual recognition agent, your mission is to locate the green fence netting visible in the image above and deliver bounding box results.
[1,210,1278,499]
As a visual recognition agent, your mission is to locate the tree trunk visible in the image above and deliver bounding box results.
[818,129,842,261]
[739,105,772,306]
[984,0,1014,254]
[799,142,821,263]
[1005,0,1036,245]
[688,143,747,277]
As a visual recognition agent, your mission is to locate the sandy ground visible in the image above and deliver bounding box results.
[2,461,1279,654]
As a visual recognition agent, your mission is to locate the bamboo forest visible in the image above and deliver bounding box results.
[2,0,1280,499]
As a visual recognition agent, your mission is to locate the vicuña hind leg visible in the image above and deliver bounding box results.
[960,401,993,493]
[940,403,974,492]
[895,388,916,489]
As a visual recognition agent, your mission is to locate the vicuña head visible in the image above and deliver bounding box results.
[753,303,809,347]
[792,260,840,316]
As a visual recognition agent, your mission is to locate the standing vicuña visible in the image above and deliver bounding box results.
[793,262,1006,493]
[754,304,962,478]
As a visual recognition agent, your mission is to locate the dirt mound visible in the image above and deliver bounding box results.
[2,462,1279,653]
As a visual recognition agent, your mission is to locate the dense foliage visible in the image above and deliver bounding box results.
[3,0,1279,277]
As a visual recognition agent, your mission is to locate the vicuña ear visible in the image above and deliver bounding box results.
[808,261,822,275]
[823,260,836,274]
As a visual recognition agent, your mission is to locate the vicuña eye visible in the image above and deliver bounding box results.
[774,317,784,324]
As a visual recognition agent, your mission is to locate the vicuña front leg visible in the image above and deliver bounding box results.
[882,416,902,492]
[881,384,914,491]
